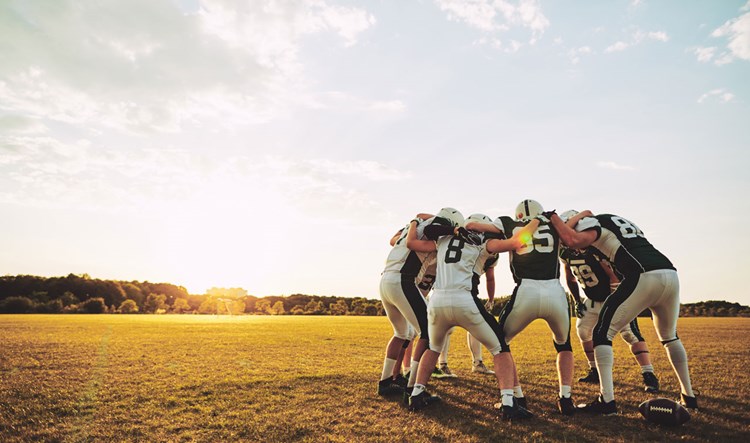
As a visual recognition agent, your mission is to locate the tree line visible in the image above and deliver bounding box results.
[1,274,748,317]
[0,274,384,315]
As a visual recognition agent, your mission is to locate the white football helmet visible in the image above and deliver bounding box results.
[515,199,544,221]
[560,210,579,223]
[467,213,492,224]
[437,207,465,227]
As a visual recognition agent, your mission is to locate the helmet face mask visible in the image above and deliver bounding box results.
[515,199,543,221]
[437,207,465,227]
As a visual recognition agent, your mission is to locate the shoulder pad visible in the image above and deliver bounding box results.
[575,216,600,232]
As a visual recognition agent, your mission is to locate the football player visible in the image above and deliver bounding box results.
[433,214,499,378]
[377,211,440,397]
[560,210,660,393]
[467,199,577,416]
[549,211,698,415]
[404,211,541,420]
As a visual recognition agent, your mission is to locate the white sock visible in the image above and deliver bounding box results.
[641,364,654,373]
[513,386,524,398]
[559,385,571,398]
[665,340,694,397]
[501,389,515,407]
[411,384,425,397]
[594,345,615,403]
[408,360,419,387]
[381,358,396,381]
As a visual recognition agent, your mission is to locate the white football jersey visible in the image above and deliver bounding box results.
[434,234,488,292]
[383,218,435,276]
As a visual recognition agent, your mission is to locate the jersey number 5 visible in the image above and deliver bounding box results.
[513,225,554,255]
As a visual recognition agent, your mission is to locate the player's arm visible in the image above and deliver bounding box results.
[406,219,441,252]
[563,262,582,304]
[550,213,597,249]
[465,221,502,233]
[486,218,541,253]
[565,210,594,227]
[485,267,495,304]
[565,262,588,318]
[600,259,620,285]
[389,229,404,246]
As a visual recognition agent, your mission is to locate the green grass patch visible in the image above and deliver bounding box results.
[1,315,748,442]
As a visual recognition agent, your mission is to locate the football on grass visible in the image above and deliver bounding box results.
[638,398,690,426]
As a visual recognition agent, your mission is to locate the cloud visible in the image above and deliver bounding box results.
[697,88,735,104]
[0,134,410,219]
[691,46,717,62]
[0,0,376,134]
[710,11,750,64]
[605,41,629,53]
[568,46,593,64]
[597,161,635,171]
[434,0,549,46]
[604,28,669,53]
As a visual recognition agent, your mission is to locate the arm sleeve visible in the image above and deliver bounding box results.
[424,224,454,240]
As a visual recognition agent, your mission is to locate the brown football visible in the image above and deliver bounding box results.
[638,398,691,426]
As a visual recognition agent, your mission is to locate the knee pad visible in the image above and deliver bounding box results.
[577,324,593,342]
[661,336,680,346]
[619,330,639,345]
[554,339,573,353]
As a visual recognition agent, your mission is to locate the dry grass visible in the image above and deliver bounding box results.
[0,315,748,442]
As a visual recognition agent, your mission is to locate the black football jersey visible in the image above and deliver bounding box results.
[559,247,613,302]
[577,214,675,278]
[494,216,560,283]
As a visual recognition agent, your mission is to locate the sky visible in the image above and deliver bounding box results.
[1,0,749,304]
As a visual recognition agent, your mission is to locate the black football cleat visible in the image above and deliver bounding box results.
[578,395,618,416]
[516,396,528,410]
[501,400,534,421]
[558,395,576,416]
[408,390,441,411]
[393,373,408,390]
[403,387,412,406]
[578,367,599,384]
[680,393,699,411]
[643,371,660,393]
[378,378,403,396]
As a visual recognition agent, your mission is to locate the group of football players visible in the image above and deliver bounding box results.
[377,200,698,420]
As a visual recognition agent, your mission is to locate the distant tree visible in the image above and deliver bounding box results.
[171,298,190,314]
[290,306,305,315]
[198,298,218,314]
[329,300,349,316]
[271,301,285,315]
[39,299,63,313]
[122,283,145,307]
[206,287,248,299]
[304,300,324,315]
[255,299,272,315]
[60,291,80,307]
[119,299,139,314]
[80,297,106,314]
[0,296,36,313]
[144,293,167,314]
[364,303,378,316]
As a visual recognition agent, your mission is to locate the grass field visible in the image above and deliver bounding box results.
[1,315,749,442]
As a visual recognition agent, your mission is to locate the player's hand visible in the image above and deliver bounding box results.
[575,301,587,318]
[457,227,482,246]
[484,299,494,312]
